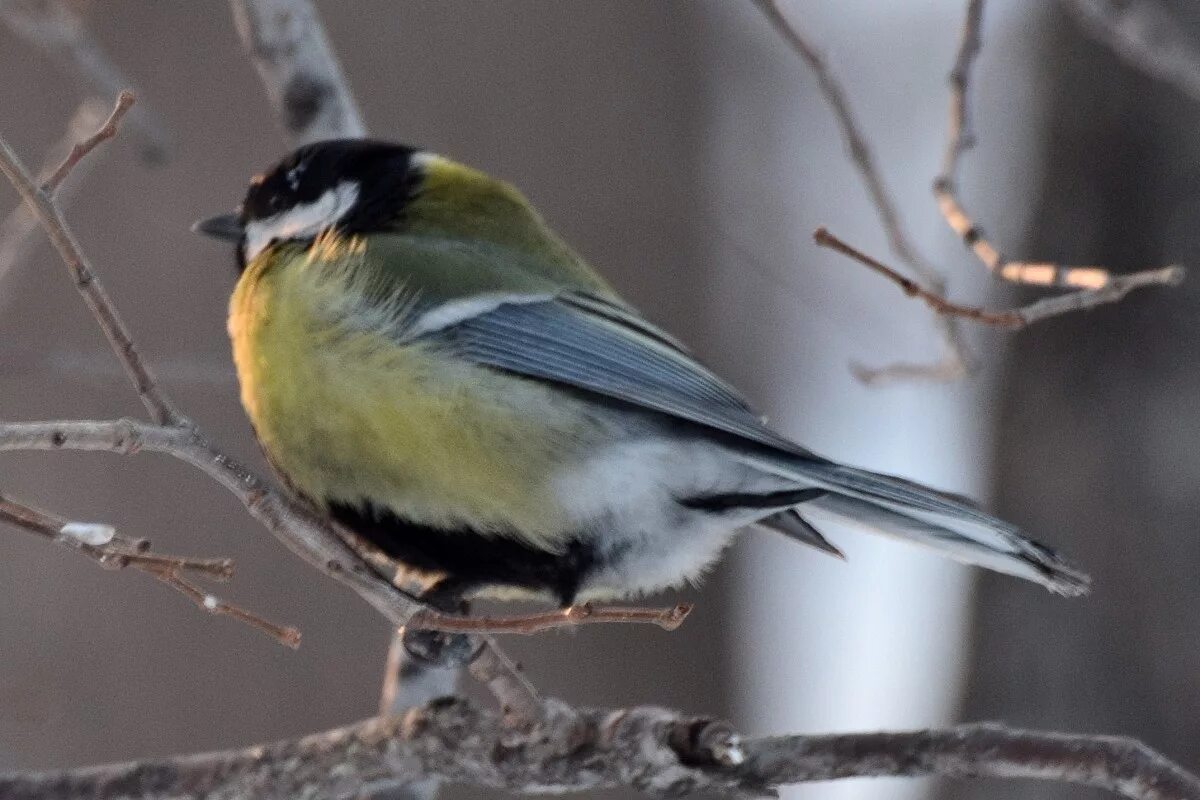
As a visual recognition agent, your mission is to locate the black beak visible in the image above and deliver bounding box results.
[191,213,243,241]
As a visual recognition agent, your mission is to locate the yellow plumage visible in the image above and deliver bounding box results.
[228,232,600,550]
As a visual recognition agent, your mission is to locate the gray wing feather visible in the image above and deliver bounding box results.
[412,291,1090,594]
[420,294,808,455]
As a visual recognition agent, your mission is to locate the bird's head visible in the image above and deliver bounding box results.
[193,139,420,270]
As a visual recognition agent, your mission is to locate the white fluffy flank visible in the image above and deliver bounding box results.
[243,181,360,262]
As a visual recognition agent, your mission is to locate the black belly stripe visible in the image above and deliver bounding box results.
[327,500,595,606]
[679,487,827,513]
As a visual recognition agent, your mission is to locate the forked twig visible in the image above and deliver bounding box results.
[760,0,1183,377]
[0,493,300,647]
[0,92,181,426]
[815,226,1182,330]
[0,416,698,646]
[934,0,1179,294]
[41,89,133,195]
[750,0,968,384]
[0,98,108,290]
[815,227,1022,327]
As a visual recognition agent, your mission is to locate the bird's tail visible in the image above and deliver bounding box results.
[758,456,1091,595]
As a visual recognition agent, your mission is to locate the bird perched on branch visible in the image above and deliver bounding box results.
[195,139,1089,614]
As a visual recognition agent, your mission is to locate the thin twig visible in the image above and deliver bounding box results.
[0,98,107,291]
[750,0,969,385]
[0,493,300,647]
[0,0,170,162]
[751,0,940,290]
[0,104,182,425]
[0,420,699,643]
[41,89,133,195]
[0,417,427,627]
[934,0,1180,293]
[407,602,693,635]
[1062,0,1200,106]
[815,226,1182,330]
[816,227,1023,327]
[147,565,301,648]
[0,700,1195,799]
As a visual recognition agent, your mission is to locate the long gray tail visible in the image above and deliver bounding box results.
[763,457,1091,595]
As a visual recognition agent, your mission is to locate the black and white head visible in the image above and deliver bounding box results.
[193,139,422,269]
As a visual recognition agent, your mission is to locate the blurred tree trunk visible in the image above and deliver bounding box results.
[955,5,1200,800]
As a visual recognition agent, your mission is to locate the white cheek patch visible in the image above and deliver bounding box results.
[242,181,360,262]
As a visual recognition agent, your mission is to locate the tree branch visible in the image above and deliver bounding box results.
[0,698,1194,800]
[814,226,1183,329]
[0,99,108,293]
[41,89,133,195]
[0,419,692,640]
[227,0,366,145]
[749,0,968,385]
[0,492,301,647]
[0,100,181,426]
[759,0,1183,383]
[933,0,1180,294]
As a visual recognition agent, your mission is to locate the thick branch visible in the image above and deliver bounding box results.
[228,0,366,145]
[0,699,1194,800]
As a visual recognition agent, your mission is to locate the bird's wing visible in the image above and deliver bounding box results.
[409,290,811,457]
[406,289,1091,594]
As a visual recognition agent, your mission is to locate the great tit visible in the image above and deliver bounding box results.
[194,139,1089,611]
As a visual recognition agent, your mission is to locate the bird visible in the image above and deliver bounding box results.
[194,138,1089,615]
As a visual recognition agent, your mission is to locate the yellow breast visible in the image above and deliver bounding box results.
[227,245,596,548]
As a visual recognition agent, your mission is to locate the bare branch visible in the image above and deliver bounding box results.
[0,0,170,162]
[750,0,939,289]
[0,109,182,425]
[228,0,366,146]
[816,226,1182,330]
[0,420,697,644]
[148,566,301,649]
[0,493,300,647]
[934,0,1181,294]
[408,601,693,635]
[0,699,1194,799]
[41,90,133,195]
[750,0,968,384]
[815,227,1023,327]
[1062,0,1200,105]
[0,99,107,291]
[0,417,427,625]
